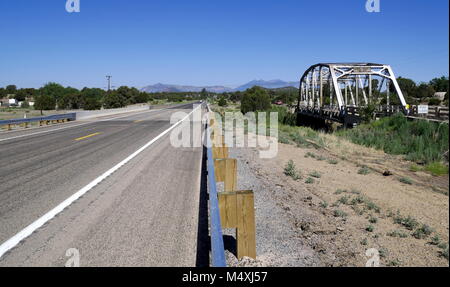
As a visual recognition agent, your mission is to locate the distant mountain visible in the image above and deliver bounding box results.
[141,83,232,93]
[140,79,299,93]
[234,80,299,91]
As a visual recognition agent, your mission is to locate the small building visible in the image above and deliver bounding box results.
[8,99,18,106]
[433,92,447,102]
[0,98,9,107]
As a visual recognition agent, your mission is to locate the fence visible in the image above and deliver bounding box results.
[207,104,256,267]
[0,113,76,131]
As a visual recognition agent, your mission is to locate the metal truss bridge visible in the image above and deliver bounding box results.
[295,63,408,127]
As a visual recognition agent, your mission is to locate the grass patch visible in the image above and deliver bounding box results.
[284,160,301,180]
[412,224,434,239]
[358,166,371,175]
[336,196,350,205]
[327,159,339,165]
[393,213,419,230]
[333,209,348,218]
[319,201,328,208]
[335,113,449,165]
[366,225,375,232]
[387,230,409,238]
[309,171,321,178]
[424,162,449,176]
[398,177,413,185]
[334,189,347,195]
[368,216,378,224]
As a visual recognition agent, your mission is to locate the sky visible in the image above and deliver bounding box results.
[0,0,448,89]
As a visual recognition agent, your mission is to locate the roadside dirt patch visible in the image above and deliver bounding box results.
[228,135,449,267]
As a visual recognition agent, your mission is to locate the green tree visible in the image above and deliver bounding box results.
[391,77,417,100]
[240,86,271,114]
[429,76,449,93]
[6,85,17,95]
[80,88,104,110]
[218,97,227,107]
[416,83,435,100]
[34,94,56,115]
[103,91,127,109]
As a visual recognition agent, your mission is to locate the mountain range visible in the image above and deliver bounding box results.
[140,79,299,93]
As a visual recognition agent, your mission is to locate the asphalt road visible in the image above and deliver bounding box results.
[0,103,205,266]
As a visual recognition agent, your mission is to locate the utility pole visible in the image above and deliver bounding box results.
[106,75,112,91]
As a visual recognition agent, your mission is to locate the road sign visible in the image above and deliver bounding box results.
[418,105,429,114]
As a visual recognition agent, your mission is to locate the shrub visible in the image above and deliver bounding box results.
[387,230,408,238]
[218,97,227,107]
[327,159,339,165]
[358,166,371,175]
[309,171,321,178]
[394,214,419,230]
[305,177,315,184]
[336,114,449,165]
[412,224,434,239]
[240,86,271,114]
[399,177,413,185]
[284,160,301,180]
[366,225,375,232]
[334,210,347,218]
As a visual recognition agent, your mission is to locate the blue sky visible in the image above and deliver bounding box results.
[0,0,448,89]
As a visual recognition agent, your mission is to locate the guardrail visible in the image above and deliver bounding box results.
[206,104,256,267]
[0,113,76,131]
[206,105,227,267]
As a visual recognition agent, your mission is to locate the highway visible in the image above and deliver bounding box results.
[0,103,205,266]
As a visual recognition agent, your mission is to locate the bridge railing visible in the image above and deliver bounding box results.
[0,113,76,130]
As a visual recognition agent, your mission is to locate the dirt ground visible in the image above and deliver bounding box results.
[231,134,449,267]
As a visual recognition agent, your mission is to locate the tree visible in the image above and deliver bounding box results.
[34,94,56,114]
[103,92,126,109]
[6,85,17,95]
[240,86,271,114]
[80,88,104,110]
[391,77,417,102]
[218,97,227,107]
[416,83,435,100]
[40,82,66,109]
[200,88,208,99]
[429,76,449,93]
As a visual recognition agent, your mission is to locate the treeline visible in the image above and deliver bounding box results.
[215,86,299,113]
[0,83,207,111]
[395,76,449,105]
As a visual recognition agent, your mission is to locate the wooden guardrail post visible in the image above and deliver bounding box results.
[209,108,257,260]
[218,191,256,259]
[214,158,237,192]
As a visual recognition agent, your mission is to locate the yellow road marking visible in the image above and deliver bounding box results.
[134,120,143,123]
[75,132,101,141]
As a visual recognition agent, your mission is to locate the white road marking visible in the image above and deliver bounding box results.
[0,104,202,259]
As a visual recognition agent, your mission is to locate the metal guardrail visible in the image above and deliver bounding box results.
[0,113,76,126]
[206,104,227,267]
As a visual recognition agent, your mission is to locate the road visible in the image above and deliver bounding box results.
[0,103,205,266]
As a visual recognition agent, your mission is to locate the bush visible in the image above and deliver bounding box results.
[336,114,449,165]
[240,86,271,114]
[218,97,227,107]
[284,160,301,180]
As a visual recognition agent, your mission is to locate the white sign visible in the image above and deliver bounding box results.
[418,105,429,114]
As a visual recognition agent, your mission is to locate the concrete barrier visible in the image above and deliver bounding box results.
[74,104,150,120]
